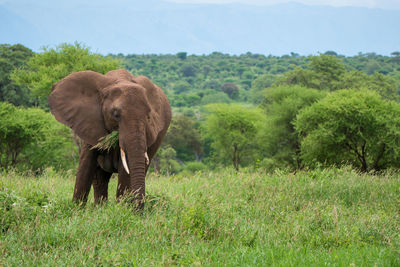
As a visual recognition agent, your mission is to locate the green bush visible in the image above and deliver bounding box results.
[203,104,264,170]
[296,89,400,171]
[258,85,326,169]
[163,115,202,162]
[0,102,77,172]
[200,92,231,105]
[258,157,287,172]
[184,161,207,173]
[152,146,183,175]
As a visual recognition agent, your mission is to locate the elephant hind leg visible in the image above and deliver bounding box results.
[93,168,112,204]
[73,143,97,203]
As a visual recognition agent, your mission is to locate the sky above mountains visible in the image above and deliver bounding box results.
[1,0,399,56]
[167,0,400,9]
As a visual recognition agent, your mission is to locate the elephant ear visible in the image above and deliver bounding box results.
[49,71,112,146]
[133,75,166,147]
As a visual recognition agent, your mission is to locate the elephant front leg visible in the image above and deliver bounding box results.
[92,168,112,204]
[116,161,130,200]
[73,143,97,203]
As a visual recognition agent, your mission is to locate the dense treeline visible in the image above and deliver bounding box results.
[1,43,400,173]
[114,51,400,108]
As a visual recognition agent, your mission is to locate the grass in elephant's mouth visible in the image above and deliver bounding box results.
[0,167,399,266]
[91,130,119,151]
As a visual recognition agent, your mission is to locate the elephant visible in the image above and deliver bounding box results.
[49,69,171,208]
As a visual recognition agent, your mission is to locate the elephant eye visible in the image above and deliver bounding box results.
[112,109,121,121]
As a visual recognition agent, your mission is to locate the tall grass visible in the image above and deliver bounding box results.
[1,167,399,266]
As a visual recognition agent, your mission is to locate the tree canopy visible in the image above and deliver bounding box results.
[0,102,76,171]
[259,85,326,169]
[2,43,400,173]
[0,44,34,106]
[296,90,400,171]
[203,104,264,171]
[11,43,120,107]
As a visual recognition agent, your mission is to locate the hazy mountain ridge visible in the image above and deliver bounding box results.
[1,0,399,55]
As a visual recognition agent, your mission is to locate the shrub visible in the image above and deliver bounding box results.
[258,85,326,169]
[200,92,231,105]
[296,89,400,171]
[0,102,77,171]
[203,104,264,171]
[184,161,207,173]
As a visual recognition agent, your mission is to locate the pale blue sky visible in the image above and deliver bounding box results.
[2,0,399,55]
[167,0,400,9]
[1,0,399,9]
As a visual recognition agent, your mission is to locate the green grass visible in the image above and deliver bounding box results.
[1,167,399,266]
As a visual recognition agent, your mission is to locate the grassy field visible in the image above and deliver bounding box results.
[1,167,399,266]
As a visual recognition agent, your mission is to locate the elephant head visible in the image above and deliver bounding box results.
[49,69,171,205]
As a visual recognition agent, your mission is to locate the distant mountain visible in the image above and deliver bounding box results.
[1,0,399,55]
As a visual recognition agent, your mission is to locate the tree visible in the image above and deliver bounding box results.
[200,92,231,105]
[365,60,381,74]
[11,42,120,106]
[151,146,182,175]
[259,85,326,169]
[180,63,197,77]
[0,102,76,171]
[203,104,263,171]
[324,51,338,56]
[173,80,191,94]
[275,66,319,89]
[163,114,202,161]
[295,90,400,172]
[310,54,345,84]
[0,44,34,106]
[390,51,400,64]
[202,79,221,90]
[276,54,346,91]
[171,93,201,107]
[340,71,398,99]
[242,70,254,80]
[176,52,187,60]
[221,82,239,99]
[202,65,212,78]
[250,74,275,104]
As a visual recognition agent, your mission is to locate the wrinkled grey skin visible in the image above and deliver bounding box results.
[49,69,171,208]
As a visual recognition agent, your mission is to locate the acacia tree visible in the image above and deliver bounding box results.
[339,71,398,99]
[11,42,120,106]
[309,54,345,90]
[295,90,400,172]
[203,104,263,171]
[275,55,346,91]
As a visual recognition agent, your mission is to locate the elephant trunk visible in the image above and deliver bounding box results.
[128,147,146,206]
[119,120,147,209]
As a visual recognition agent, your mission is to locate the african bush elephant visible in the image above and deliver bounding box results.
[49,69,171,208]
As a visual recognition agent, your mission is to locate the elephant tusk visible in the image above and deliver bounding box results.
[120,148,130,174]
[145,152,149,165]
